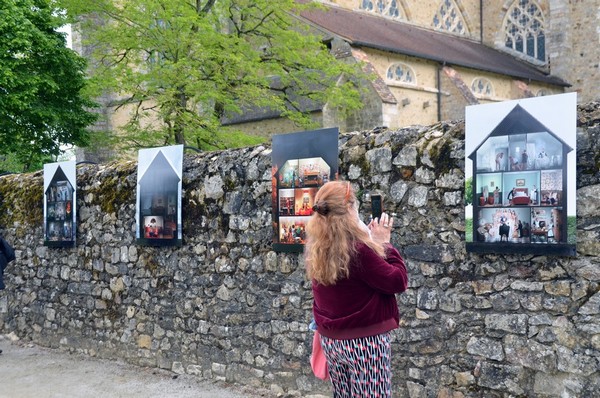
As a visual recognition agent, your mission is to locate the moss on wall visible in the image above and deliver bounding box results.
[0,173,44,227]
[87,163,136,215]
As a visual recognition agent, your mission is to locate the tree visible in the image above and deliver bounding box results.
[0,0,97,172]
[59,0,363,150]
[465,176,473,205]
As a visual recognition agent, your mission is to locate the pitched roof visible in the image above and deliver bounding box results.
[138,151,180,185]
[298,4,569,87]
[468,104,573,158]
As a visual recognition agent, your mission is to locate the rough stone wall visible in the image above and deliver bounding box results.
[1,103,600,397]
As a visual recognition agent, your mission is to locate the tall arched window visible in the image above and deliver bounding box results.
[432,0,469,36]
[386,63,416,85]
[360,0,406,20]
[504,0,545,62]
[471,78,494,98]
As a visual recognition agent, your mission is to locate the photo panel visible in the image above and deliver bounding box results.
[43,160,76,247]
[465,93,576,256]
[136,145,183,246]
[271,128,339,252]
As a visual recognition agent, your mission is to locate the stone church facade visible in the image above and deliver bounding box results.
[222,0,599,136]
[74,0,599,150]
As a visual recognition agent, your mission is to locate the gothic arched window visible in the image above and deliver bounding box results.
[360,0,406,20]
[471,78,494,98]
[432,0,469,35]
[386,63,416,85]
[504,0,546,62]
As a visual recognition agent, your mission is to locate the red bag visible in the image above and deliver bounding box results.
[310,331,329,380]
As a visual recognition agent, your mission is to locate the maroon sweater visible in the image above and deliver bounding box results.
[312,242,408,340]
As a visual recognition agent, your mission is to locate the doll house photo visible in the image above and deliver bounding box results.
[271,128,339,252]
[465,94,576,256]
[136,145,183,246]
[43,161,77,247]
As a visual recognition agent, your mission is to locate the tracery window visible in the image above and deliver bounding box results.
[432,0,468,35]
[360,0,405,20]
[386,63,416,85]
[504,0,545,62]
[471,78,494,98]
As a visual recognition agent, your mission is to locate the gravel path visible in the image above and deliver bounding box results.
[0,334,276,398]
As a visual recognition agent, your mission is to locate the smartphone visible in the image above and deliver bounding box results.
[371,194,383,220]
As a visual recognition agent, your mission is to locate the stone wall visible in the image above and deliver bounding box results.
[1,102,600,397]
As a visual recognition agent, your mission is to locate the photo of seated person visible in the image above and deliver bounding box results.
[144,217,163,239]
[540,191,560,206]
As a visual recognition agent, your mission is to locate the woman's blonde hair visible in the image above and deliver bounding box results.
[305,181,385,285]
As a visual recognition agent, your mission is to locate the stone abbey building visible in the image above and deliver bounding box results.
[73,0,599,151]
[227,0,598,135]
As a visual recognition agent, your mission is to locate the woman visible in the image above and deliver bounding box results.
[305,181,408,397]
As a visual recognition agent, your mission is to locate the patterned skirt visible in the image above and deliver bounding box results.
[320,332,392,398]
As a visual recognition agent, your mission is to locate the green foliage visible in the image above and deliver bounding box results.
[0,0,98,172]
[464,176,473,205]
[465,217,473,242]
[58,0,364,150]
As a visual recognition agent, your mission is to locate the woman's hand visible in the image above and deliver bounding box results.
[369,212,394,244]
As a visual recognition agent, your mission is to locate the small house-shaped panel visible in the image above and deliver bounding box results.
[136,146,183,246]
[44,161,76,247]
[467,104,574,256]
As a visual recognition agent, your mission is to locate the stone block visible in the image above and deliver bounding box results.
[510,281,544,291]
[417,288,439,310]
[393,145,418,167]
[544,281,571,297]
[467,336,504,361]
[503,334,556,372]
[137,334,152,349]
[556,345,598,376]
[578,292,600,315]
[477,362,526,395]
[454,371,475,387]
[408,186,429,207]
[365,147,392,172]
[485,314,528,335]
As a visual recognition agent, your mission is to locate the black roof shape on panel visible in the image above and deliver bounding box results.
[46,165,72,193]
[468,104,573,160]
[298,3,568,87]
[138,151,181,186]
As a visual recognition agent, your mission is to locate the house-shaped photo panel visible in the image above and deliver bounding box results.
[271,128,339,253]
[43,160,76,247]
[465,94,576,256]
[136,145,183,246]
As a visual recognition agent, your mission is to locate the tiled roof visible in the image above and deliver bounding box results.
[299,4,569,87]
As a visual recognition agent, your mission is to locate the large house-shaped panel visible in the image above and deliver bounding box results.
[466,97,575,256]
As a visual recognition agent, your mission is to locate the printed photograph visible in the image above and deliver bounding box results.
[465,93,576,256]
[136,145,183,246]
[43,160,76,247]
[271,128,339,252]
